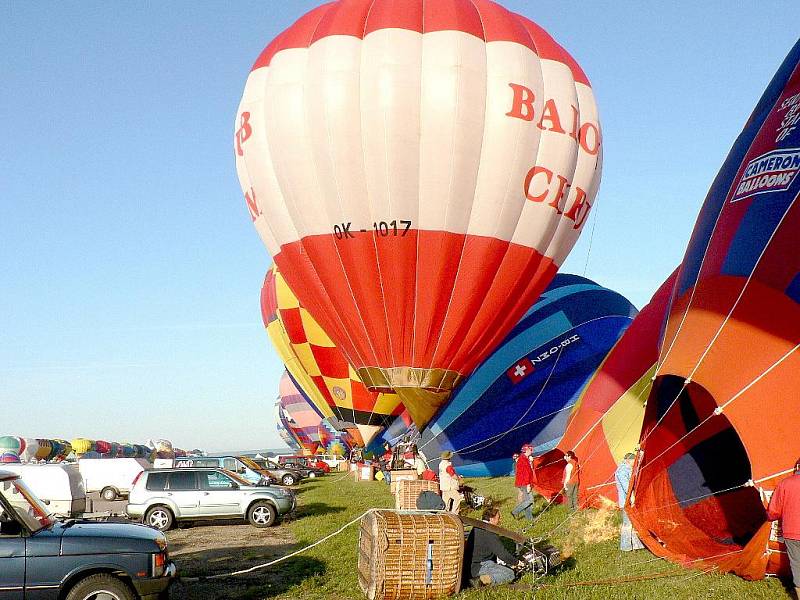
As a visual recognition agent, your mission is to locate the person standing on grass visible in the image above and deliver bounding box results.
[378,442,393,485]
[465,507,526,587]
[511,453,521,501]
[615,452,645,551]
[767,457,800,599]
[511,444,535,521]
[439,451,463,513]
[563,451,580,512]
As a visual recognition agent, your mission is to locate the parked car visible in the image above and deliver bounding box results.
[126,468,295,531]
[173,456,270,485]
[276,455,328,476]
[243,457,304,486]
[312,453,347,470]
[0,469,176,600]
[174,455,282,485]
[78,457,151,501]
[1,463,86,517]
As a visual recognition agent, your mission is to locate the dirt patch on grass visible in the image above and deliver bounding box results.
[167,521,321,600]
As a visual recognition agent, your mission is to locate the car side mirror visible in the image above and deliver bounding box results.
[230,483,240,490]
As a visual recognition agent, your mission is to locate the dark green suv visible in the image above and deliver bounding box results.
[0,470,175,599]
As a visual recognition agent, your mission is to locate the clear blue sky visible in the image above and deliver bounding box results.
[2,2,798,451]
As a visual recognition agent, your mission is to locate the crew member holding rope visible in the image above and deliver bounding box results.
[767,457,800,599]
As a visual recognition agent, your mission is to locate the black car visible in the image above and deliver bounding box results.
[0,470,176,599]
[276,459,326,479]
[256,458,320,481]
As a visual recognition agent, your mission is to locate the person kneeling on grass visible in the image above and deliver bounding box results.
[465,507,525,587]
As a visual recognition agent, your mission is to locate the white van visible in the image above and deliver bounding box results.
[2,463,86,517]
[78,458,150,501]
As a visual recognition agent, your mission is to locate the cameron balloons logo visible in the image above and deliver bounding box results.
[235,0,601,428]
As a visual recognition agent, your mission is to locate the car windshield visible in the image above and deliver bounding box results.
[0,479,53,532]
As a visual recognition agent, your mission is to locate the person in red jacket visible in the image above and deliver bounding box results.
[767,458,800,598]
[511,444,535,521]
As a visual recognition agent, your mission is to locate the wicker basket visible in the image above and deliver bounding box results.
[358,510,463,600]
[389,469,419,494]
[395,479,440,510]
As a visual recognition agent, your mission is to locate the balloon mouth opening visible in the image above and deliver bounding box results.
[356,367,463,392]
[356,367,463,428]
[633,376,767,556]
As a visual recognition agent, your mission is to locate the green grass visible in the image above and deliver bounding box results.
[270,474,788,599]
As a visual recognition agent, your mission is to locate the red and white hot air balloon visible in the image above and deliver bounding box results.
[235,0,602,427]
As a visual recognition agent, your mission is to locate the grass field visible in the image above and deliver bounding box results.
[244,474,789,599]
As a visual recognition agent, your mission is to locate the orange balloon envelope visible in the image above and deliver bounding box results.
[236,0,602,427]
[628,41,800,580]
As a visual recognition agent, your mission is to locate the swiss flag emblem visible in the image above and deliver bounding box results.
[507,358,534,384]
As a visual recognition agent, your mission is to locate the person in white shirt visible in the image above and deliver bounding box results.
[562,451,580,512]
[439,451,463,513]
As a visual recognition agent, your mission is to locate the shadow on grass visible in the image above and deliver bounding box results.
[170,543,326,600]
[292,480,323,495]
[295,502,346,518]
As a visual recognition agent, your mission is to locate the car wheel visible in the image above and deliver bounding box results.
[100,487,118,502]
[66,573,136,600]
[248,501,277,528]
[144,506,174,531]
[281,474,297,486]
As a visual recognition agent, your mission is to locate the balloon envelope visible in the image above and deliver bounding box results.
[149,439,174,459]
[327,440,347,457]
[0,453,20,464]
[34,440,52,461]
[533,270,677,505]
[629,40,800,580]
[71,439,95,456]
[278,371,324,454]
[20,438,39,462]
[275,400,302,451]
[236,0,602,428]
[262,265,403,444]
[418,274,636,476]
[0,437,24,456]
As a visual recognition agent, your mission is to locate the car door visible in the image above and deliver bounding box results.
[197,471,242,516]
[0,512,25,599]
[166,471,202,516]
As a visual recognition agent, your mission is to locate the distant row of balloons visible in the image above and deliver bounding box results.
[0,437,201,464]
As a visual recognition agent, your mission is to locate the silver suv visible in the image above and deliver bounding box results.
[126,468,295,531]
